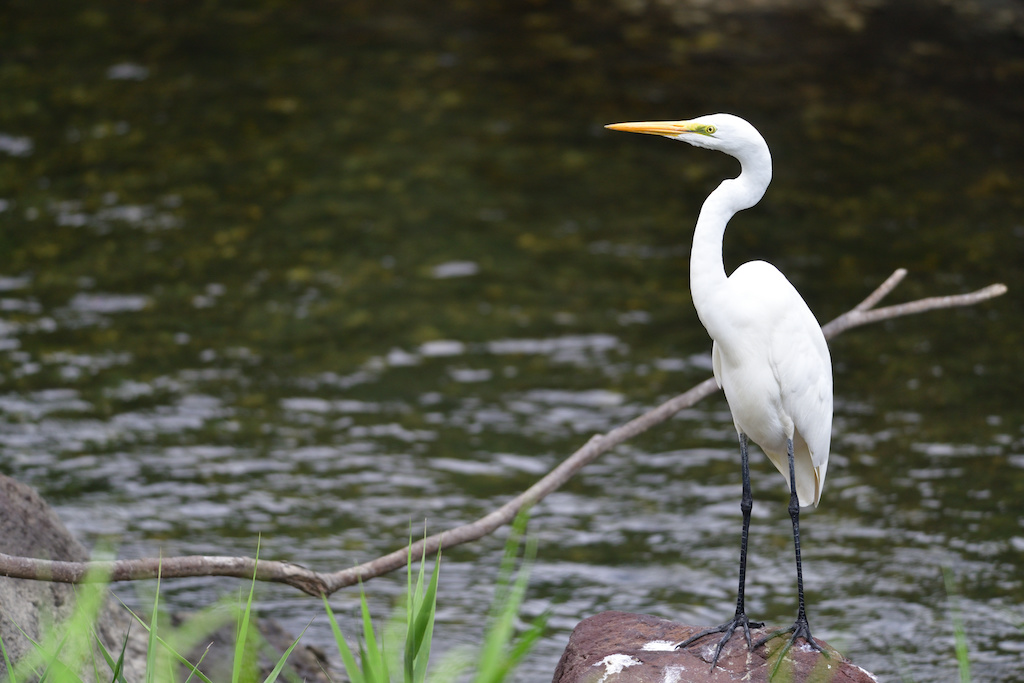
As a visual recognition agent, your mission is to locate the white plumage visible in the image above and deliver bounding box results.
[606,113,832,666]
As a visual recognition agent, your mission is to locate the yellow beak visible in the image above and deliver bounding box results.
[604,120,700,136]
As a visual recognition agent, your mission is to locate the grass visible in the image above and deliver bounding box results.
[4,525,1004,682]
[893,567,977,683]
[324,509,547,683]
[1,517,544,682]
[943,567,971,683]
[1,560,114,682]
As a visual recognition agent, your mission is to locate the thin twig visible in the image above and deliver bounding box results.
[0,270,1007,597]
[821,281,1007,338]
[852,268,906,312]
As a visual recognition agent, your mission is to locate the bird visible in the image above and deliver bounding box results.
[605,114,833,668]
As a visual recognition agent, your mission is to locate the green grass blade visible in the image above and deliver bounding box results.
[88,634,101,683]
[182,644,212,683]
[322,594,365,683]
[31,564,112,681]
[502,609,548,674]
[118,601,216,683]
[154,633,215,683]
[944,567,972,683]
[153,631,215,683]
[476,545,524,677]
[113,590,232,683]
[261,620,312,683]
[472,509,543,683]
[145,562,162,683]
[33,627,86,683]
[422,647,473,683]
[113,626,131,683]
[408,552,441,683]
[358,583,386,682]
[232,588,256,683]
[487,510,530,623]
[166,608,234,668]
[6,618,47,678]
[232,537,262,683]
[381,607,407,683]
[93,627,129,683]
[38,629,73,683]
[1,633,18,683]
[405,526,440,683]
[404,531,417,683]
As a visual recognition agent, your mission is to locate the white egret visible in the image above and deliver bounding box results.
[605,114,832,667]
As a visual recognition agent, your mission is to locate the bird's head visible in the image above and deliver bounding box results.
[605,113,766,160]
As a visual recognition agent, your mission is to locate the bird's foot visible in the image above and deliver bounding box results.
[753,614,827,669]
[673,612,764,671]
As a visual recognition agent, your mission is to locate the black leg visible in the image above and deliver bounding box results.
[675,433,763,670]
[754,438,825,658]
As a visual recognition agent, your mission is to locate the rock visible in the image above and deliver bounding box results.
[552,611,878,683]
[0,473,149,681]
[0,474,331,681]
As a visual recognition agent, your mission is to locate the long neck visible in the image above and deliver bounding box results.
[689,146,772,323]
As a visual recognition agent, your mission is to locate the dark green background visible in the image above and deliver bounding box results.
[2,1,1022,679]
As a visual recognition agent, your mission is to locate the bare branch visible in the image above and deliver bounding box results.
[852,268,907,312]
[0,270,1007,596]
[0,552,330,596]
[822,279,1007,338]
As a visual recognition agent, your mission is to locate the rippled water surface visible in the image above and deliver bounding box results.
[2,1,1024,680]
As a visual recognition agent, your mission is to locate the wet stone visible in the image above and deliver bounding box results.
[552,611,878,683]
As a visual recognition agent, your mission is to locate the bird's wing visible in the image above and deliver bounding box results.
[764,302,832,507]
[713,261,834,504]
[770,305,833,472]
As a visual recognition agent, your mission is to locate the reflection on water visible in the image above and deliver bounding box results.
[2,0,1024,680]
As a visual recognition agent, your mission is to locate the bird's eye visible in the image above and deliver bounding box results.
[705,125,716,135]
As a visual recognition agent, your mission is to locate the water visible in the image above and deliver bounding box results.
[2,1,1024,680]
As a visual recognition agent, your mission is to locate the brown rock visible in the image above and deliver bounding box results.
[0,473,149,681]
[0,474,331,681]
[552,611,878,683]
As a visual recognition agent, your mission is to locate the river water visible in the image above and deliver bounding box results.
[2,1,1023,680]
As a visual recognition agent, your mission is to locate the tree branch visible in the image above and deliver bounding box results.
[0,270,1006,597]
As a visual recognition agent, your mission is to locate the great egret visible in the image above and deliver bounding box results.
[605,114,832,667]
